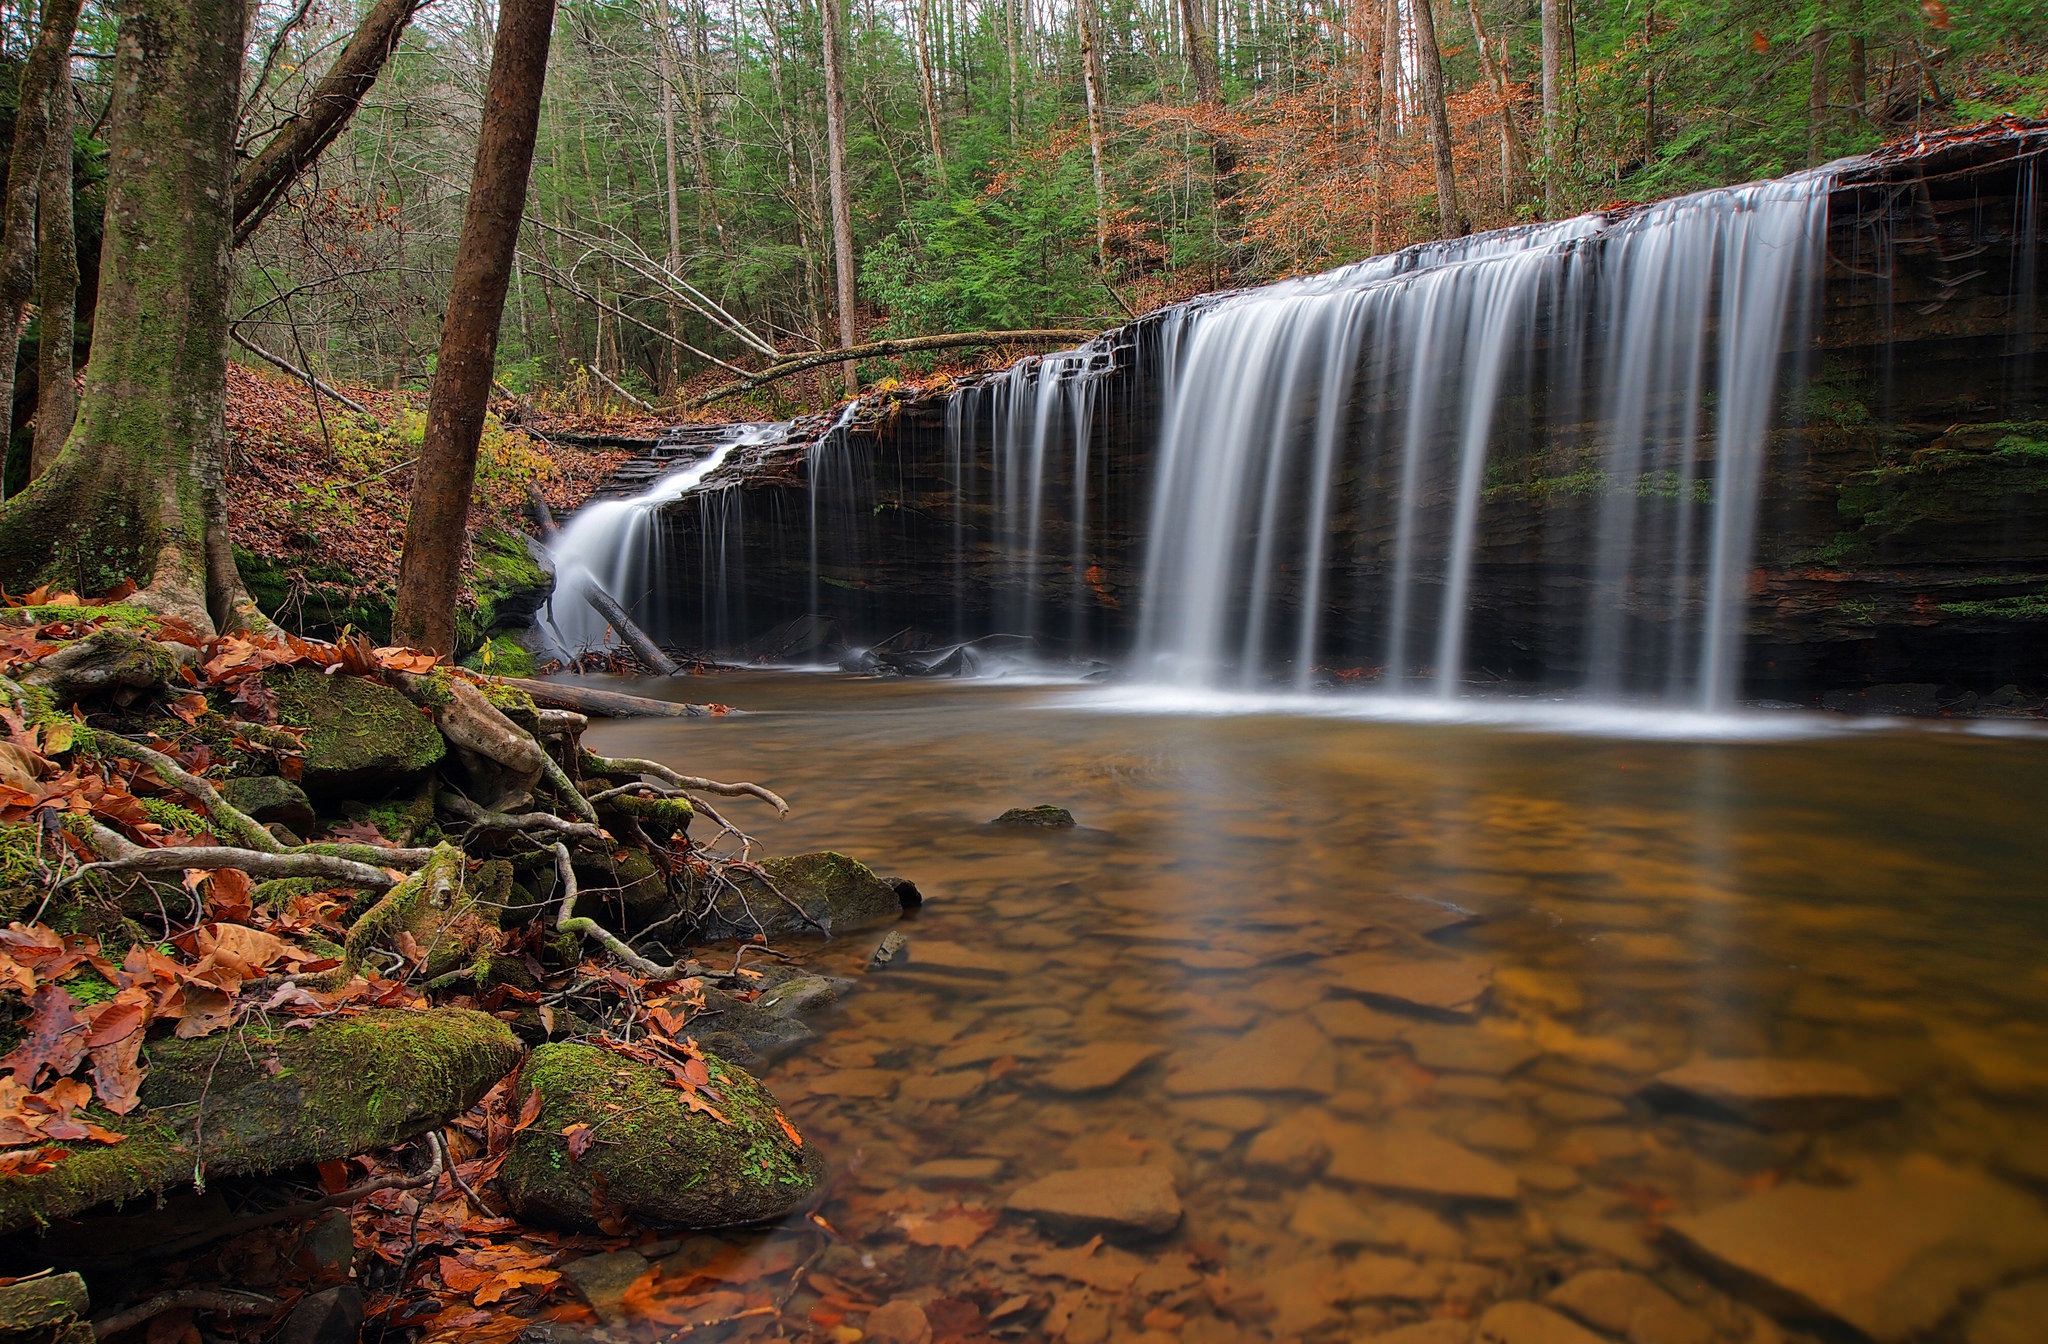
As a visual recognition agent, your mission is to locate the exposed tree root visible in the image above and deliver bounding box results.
[92,734,284,853]
[66,845,403,892]
[550,841,695,980]
[440,789,604,842]
[582,753,789,815]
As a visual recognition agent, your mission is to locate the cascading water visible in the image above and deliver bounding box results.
[1132,171,1833,707]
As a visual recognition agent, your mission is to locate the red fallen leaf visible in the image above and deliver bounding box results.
[82,998,149,1049]
[317,1158,351,1193]
[561,1122,596,1160]
[1921,0,1952,28]
[88,1032,147,1114]
[774,1109,803,1149]
[0,983,87,1086]
[0,1146,69,1177]
[1750,29,1769,51]
[513,1087,544,1133]
[165,693,211,726]
[172,986,235,1039]
[473,1267,560,1306]
[438,1256,495,1292]
[0,952,34,996]
[205,868,254,925]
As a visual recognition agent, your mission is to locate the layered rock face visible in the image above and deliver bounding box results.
[640,124,2047,700]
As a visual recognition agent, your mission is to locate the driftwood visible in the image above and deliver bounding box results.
[580,582,681,675]
[686,329,1098,410]
[488,676,717,719]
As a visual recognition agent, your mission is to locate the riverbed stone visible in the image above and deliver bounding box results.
[1041,1041,1168,1094]
[1337,1254,1443,1302]
[695,850,911,940]
[1245,1107,1339,1178]
[1643,1057,1897,1128]
[1170,1096,1270,1131]
[1461,1112,1540,1155]
[1311,998,1412,1042]
[562,1250,651,1323]
[898,939,1010,977]
[908,1157,1005,1183]
[271,666,446,796]
[1475,1301,1608,1344]
[990,805,1077,828]
[1967,1278,2048,1344]
[1164,1019,1337,1096]
[1328,954,1494,1017]
[1325,1127,1521,1202]
[1403,1024,1542,1075]
[1662,1156,2048,1341]
[1548,1269,1715,1344]
[1006,1165,1182,1237]
[1287,1186,1466,1256]
[500,1042,823,1230]
[1366,1323,1472,1344]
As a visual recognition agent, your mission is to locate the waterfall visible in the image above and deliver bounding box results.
[1131,171,1832,707]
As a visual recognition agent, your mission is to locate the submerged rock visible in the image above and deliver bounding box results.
[1005,1164,1181,1237]
[1164,1019,1338,1096]
[0,1008,520,1234]
[1039,1041,1168,1094]
[1474,1301,1607,1344]
[692,851,913,941]
[271,666,445,796]
[1327,954,1495,1017]
[1663,1156,2048,1341]
[990,805,1077,829]
[1548,1269,1714,1344]
[1642,1056,1897,1128]
[1323,1127,1520,1202]
[501,1042,823,1230]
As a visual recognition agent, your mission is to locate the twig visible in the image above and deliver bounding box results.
[93,735,283,852]
[92,1290,276,1338]
[229,328,375,418]
[551,841,694,980]
[540,753,600,825]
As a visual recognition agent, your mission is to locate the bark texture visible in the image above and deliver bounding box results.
[29,41,78,478]
[391,0,558,655]
[0,0,253,632]
[1412,0,1462,239]
[819,0,860,395]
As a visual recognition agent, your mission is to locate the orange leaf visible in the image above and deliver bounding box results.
[774,1109,803,1149]
[473,1268,561,1306]
[896,1205,998,1250]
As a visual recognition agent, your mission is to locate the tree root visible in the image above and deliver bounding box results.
[93,734,283,853]
[550,841,695,981]
[582,752,789,815]
[91,1290,277,1339]
[541,752,600,824]
[67,845,402,892]
[440,789,603,842]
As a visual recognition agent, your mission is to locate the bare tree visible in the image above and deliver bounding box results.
[30,36,78,478]
[819,0,859,395]
[1412,0,1461,239]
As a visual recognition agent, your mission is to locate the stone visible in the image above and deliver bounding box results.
[1164,1019,1338,1096]
[1328,954,1494,1016]
[0,1008,520,1236]
[1662,1156,2048,1342]
[908,1157,1005,1183]
[0,1273,88,1334]
[899,1071,983,1103]
[990,805,1077,828]
[899,939,1011,977]
[1337,1254,1444,1301]
[1548,1211,1657,1268]
[22,627,180,705]
[1536,1091,1628,1124]
[1006,1165,1182,1237]
[1403,1024,1541,1075]
[344,843,500,978]
[689,986,817,1070]
[277,1285,366,1344]
[271,666,446,796]
[501,1042,824,1231]
[1041,1041,1168,1094]
[1170,1096,1270,1132]
[1643,1057,1897,1128]
[1311,998,1413,1042]
[561,1250,650,1324]
[1287,1186,1465,1257]
[1366,1323,1473,1344]
[1475,1301,1608,1344]
[1967,1278,2048,1344]
[1325,1128,1520,1202]
[870,929,909,968]
[754,974,851,1017]
[865,1300,934,1344]
[1461,1112,1540,1155]
[297,1207,356,1283]
[695,850,911,941]
[1245,1107,1339,1179]
[221,774,316,834]
[1548,1270,1715,1344]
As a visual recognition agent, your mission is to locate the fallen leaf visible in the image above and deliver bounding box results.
[562,1122,595,1160]
[0,983,87,1086]
[896,1205,998,1250]
[774,1108,803,1148]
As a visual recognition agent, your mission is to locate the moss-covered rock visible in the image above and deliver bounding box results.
[569,845,671,931]
[691,851,909,942]
[500,1042,821,1231]
[458,529,554,654]
[221,775,315,834]
[343,843,499,978]
[0,1009,522,1234]
[270,667,445,797]
[0,1270,90,1335]
[20,628,181,706]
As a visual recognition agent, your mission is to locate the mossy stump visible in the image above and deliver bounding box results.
[500,1042,823,1231]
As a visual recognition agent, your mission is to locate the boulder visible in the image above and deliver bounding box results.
[989,806,1076,828]
[1642,1057,1897,1128]
[687,985,817,1069]
[501,1042,823,1230]
[691,851,913,941]
[1547,1270,1714,1344]
[1663,1156,2048,1342]
[21,628,179,705]
[1968,1278,2048,1344]
[270,667,445,797]
[221,775,316,835]
[1005,1165,1181,1238]
[0,1009,521,1234]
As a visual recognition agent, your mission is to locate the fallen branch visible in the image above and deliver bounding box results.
[93,735,285,853]
[579,578,681,675]
[540,752,600,825]
[440,789,604,841]
[588,362,655,411]
[487,676,715,718]
[583,753,789,815]
[91,1290,277,1338]
[66,846,401,892]
[686,329,1099,410]
[550,841,692,980]
[229,329,375,418]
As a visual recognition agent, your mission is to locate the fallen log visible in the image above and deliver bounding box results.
[581,580,682,675]
[490,676,717,718]
[686,329,1099,410]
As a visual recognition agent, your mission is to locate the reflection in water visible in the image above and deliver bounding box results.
[584,673,2048,1343]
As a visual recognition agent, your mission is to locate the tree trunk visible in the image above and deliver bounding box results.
[1848,34,1867,125]
[29,34,78,478]
[820,0,860,396]
[0,0,85,496]
[915,0,948,181]
[1540,0,1561,215]
[1808,26,1831,167]
[1412,0,1460,239]
[232,0,425,246]
[0,0,259,633]
[1179,0,1222,105]
[1080,5,1111,266]
[391,0,558,656]
[1466,0,1527,209]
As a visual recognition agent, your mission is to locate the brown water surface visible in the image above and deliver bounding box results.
[581,674,2048,1344]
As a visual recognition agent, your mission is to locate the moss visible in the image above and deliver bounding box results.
[458,528,553,656]
[500,1042,821,1231]
[249,875,330,908]
[605,792,695,835]
[6,602,165,631]
[343,843,494,977]
[0,822,44,922]
[138,797,209,835]
[1939,591,2048,621]
[462,636,539,679]
[0,1116,191,1236]
[235,545,393,644]
[270,667,445,795]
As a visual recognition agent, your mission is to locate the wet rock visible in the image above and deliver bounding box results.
[896,938,1011,977]
[1663,1156,2048,1342]
[1475,1301,1608,1344]
[1548,1270,1715,1344]
[990,805,1077,828]
[1643,1057,1897,1129]
[755,974,852,1017]
[0,1272,88,1334]
[1041,1041,1168,1094]
[689,985,818,1069]
[1170,1096,1270,1131]
[22,627,180,705]
[1311,998,1413,1041]
[0,1008,520,1234]
[695,851,912,940]
[1336,1253,1443,1301]
[271,666,446,796]
[1006,1165,1182,1237]
[1461,1112,1540,1155]
[277,1285,365,1344]
[561,1250,650,1324]
[864,1300,934,1344]
[1287,1186,1466,1256]
[222,774,317,834]
[1164,1019,1338,1096]
[501,1042,823,1231]
[1324,1127,1520,1202]
[899,1071,983,1103]
[908,1157,1005,1183]
[297,1206,356,1283]
[870,929,909,968]
[1403,1024,1541,1075]
[1366,1323,1472,1344]
[1548,1210,1658,1268]
[1535,1091,1628,1124]
[1246,1107,1340,1179]
[1967,1278,2048,1344]
[1328,954,1494,1017]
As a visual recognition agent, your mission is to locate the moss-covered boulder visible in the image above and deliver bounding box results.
[221,774,316,834]
[500,1042,822,1231]
[569,845,671,931]
[344,843,500,978]
[20,627,181,706]
[0,1009,521,1234]
[691,851,910,942]
[270,667,445,797]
